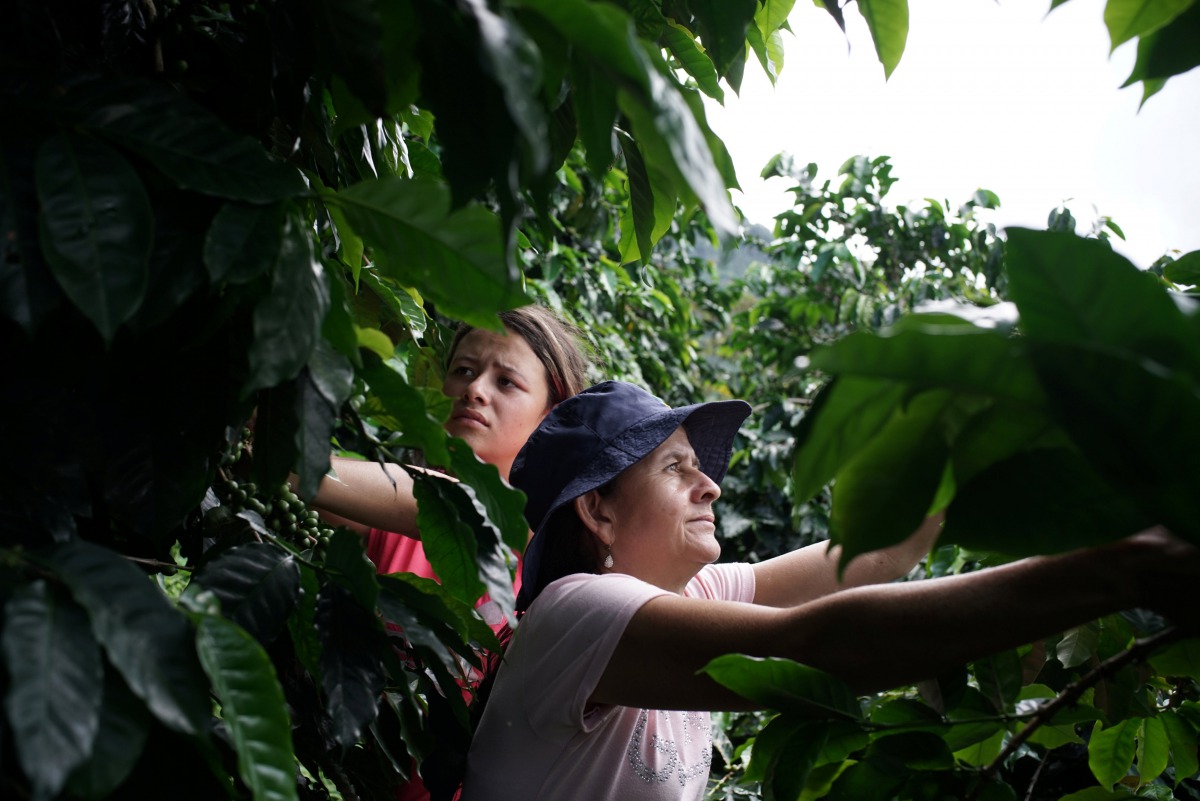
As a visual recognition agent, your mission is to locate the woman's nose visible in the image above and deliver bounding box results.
[462,375,487,403]
[695,471,720,501]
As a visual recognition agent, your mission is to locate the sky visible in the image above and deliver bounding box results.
[703,0,1200,267]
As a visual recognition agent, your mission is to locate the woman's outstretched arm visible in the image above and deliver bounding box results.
[593,528,1196,711]
[295,457,439,538]
[751,513,944,608]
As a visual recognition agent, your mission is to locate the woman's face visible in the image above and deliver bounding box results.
[593,426,722,592]
[442,327,552,479]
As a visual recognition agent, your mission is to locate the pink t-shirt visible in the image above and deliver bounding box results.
[462,563,756,801]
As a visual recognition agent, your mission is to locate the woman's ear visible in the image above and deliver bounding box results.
[574,491,614,546]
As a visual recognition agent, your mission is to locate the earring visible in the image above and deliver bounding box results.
[603,547,614,569]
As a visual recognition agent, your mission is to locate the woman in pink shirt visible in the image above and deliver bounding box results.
[463,381,1197,801]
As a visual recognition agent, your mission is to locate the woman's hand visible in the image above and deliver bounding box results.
[1116,525,1200,629]
[751,512,943,608]
[295,457,463,539]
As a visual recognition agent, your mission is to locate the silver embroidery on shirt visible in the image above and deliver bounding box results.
[627,709,713,787]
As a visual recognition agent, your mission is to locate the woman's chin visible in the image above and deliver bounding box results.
[690,537,722,565]
[446,424,486,452]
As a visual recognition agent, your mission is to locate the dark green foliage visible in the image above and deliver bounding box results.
[0,0,756,797]
[195,615,298,801]
[3,581,102,799]
[45,540,211,735]
[742,228,1200,799]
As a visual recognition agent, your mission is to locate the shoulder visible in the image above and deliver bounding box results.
[516,573,671,643]
[684,562,756,602]
[534,572,670,615]
[506,574,673,688]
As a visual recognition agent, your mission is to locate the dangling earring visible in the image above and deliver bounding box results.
[603,546,614,569]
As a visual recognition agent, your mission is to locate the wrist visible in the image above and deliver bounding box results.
[1097,527,1187,611]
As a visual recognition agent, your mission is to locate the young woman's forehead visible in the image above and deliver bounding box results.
[452,328,535,365]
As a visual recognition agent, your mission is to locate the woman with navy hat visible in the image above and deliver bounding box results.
[461,381,1196,801]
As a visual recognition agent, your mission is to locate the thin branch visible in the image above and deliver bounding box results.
[862,711,1032,734]
[141,0,162,73]
[707,770,734,798]
[971,626,1184,797]
[125,555,194,573]
[258,530,333,573]
[1023,752,1049,801]
[749,396,814,414]
[321,756,360,801]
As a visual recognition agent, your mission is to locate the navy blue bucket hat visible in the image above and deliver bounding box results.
[511,381,751,611]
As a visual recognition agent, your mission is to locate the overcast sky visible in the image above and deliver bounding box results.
[704,0,1200,267]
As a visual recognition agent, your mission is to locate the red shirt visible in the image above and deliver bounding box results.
[365,529,521,801]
